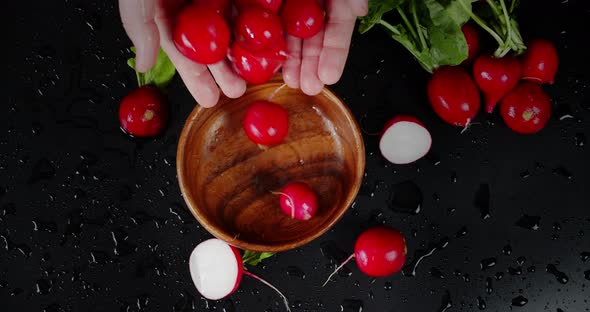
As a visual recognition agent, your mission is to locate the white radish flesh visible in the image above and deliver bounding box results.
[379,116,432,164]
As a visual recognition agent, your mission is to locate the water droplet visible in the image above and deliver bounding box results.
[340,299,363,312]
[1,203,16,216]
[455,226,468,238]
[511,295,528,307]
[508,267,523,276]
[32,121,44,136]
[516,256,526,266]
[575,132,586,147]
[553,166,573,181]
[515,215,541,231]
[402,237,450,277]
[476,296,486,310]
[10,288,23,296]
[519,170,531,179]
[527,265,536,273]
[495,272,504,280]
[383,282,392,291]
[546,264,569,284]
[480,258,497,270]
[485,277,493,294]
[437,290,452,312]
[502,245,512,256]
[553,222,562,231]
[426,153,441,166]
[474,184,491,220]
[429,267,444,279]
[35,279,52,295]
[111,229,137,257]
[286,266,305,279]
[388,180,422,214]
[581,252,590,262]
[27,158,56,184]
[450,171,458,183]
[173,291,195,311]
[584,270,590,280]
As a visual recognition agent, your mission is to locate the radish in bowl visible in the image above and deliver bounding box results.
[379,116,432,165]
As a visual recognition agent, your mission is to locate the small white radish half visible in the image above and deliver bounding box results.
[379,115,432,164]
[189,238,243,300]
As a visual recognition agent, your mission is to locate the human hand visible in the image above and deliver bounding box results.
[119,0,246,108]
[282,0,368,95]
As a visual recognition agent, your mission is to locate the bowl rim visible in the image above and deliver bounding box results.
[176,83,365,252]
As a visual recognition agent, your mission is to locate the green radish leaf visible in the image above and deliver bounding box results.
[127,47,176,88]
[359,0,406,34]
[242,251,275,266]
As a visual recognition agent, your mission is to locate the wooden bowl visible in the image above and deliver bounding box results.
[177,77,365,252]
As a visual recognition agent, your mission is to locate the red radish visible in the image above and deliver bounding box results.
[500,82,551,134]
[280,0,325,39]
[189,239,291,311]
[234,6,283,53]
[275,182,318,220]
[323,226,407,286]
[520,39,559,84]
[379,116,432,165]
[228,39,287,85]
[173,5,230,65]
[243,100,289,146]
[235,0,283,13]
[427,66,480,127]
[119,86,168,137]
[192,0,232,20]
[473,54,521,113]
[461,24,480,64]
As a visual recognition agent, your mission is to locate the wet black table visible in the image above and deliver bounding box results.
[2,1,590,311]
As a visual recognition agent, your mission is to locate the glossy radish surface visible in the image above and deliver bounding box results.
[229,40,287,84]
[192,0,232,20]
[427,66,480,127]
[281,0,324,39]
[500,82,551,134]
[173,5,230,64]
[188,238,243,300]
[473,54,521,113]
[354,226,407,277]
[119,86,168,137]
[235,0,283,13]
[234,6,283,52]
[243,100,289,146]
[461,24,480,64]
[277,182,318,220]
[520,39,559,84]
[379,116,431,165]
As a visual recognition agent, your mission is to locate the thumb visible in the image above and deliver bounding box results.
[119,0,160,72]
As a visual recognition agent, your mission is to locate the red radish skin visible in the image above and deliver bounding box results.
[379,115,432,165]
[229,40,287,85]
[323,226,407,286]
[235,0,283,13]
[242,100,289,146]
[473,54,521,113]
[119,86,168,137]
[427,66,480,127]
[461,24,480,64]
[173,5,230,64]
[234,6,283,53]
[520,39,559,84]
[500,82,551,134]
[276,182,318,220]
[281,0,325,39]
[192,0,232,20]
[188,239,291,311]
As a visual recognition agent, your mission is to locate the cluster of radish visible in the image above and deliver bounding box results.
[428,24,559,134]
[175,0,325,84]
[243,99,319,221]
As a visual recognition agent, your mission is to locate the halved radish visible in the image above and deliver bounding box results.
[379,116,432,165]
[188,239,292,311]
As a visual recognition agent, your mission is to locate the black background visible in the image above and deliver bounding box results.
[2,1,590,311]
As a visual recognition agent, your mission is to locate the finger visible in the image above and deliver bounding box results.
[282,35,303,89]
[208,61,247,99]
[300,29,325,96]
[348,0,368,16]
[318,0,358,85]
[155,10,220,107]
[119,0,160,72]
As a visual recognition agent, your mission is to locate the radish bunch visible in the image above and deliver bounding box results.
[427,26,559,135]
[189,238,291,311]
[173,0,325,85]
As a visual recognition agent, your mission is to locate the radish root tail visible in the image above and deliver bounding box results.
[244,271,291,312]
[322,254,355,287]
[270,191,296,219]
[267,83,287,101]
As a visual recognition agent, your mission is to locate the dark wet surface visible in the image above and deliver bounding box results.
[2,1,590,311]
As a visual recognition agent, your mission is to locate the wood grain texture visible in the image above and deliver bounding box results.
[177,78,365,252]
